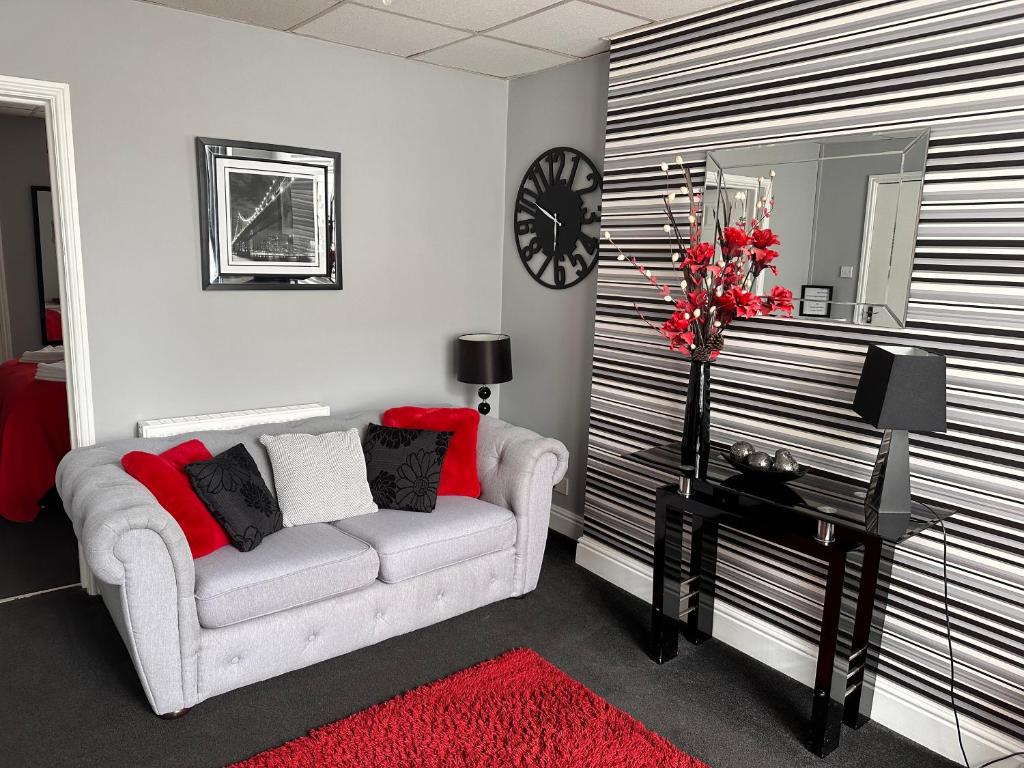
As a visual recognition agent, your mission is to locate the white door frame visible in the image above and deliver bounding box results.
[0,75,93,450]
[856,172,922,324]
[0,215,12,361]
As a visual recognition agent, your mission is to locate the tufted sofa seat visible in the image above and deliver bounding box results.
[57,410,568,717]
[193,525,379,628]
[334,497,516,584]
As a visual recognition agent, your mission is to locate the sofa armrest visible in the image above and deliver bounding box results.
[56,449,201,715]
[477,418,568,596]
[58,451,195,591]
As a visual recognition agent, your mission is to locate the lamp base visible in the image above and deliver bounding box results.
[864,429,912,539]
[477,386,491,415]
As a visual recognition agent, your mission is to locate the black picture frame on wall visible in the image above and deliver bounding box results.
[195,137,342,291]
[799,285,833,318]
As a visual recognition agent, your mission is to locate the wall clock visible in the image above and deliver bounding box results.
[514,147,603,290]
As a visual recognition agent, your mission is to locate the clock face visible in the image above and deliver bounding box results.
[514,147,603,290]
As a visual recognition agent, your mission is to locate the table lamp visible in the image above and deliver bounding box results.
[457,334,512,415]
[853,344,946,539]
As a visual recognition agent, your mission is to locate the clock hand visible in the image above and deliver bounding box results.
[535,204,557,223]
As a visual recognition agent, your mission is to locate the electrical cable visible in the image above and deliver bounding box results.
[914,501,1023,768]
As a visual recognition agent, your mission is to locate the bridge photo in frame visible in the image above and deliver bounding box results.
[195,137,342,291]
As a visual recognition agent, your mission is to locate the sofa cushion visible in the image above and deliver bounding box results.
[382,407,481,498]
[362,424,452,513]
[193,524,379,628]
[185,443,283,552]
[260,429,377,527]
[121,439,229,559]
[333,496,516,584]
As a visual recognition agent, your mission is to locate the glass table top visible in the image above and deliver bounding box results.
[629,442,957,541]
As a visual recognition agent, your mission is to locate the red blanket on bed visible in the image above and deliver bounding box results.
[0,360,70,522]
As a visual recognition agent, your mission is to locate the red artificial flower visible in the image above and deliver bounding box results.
[720,260,744,288]
[750,228,780,250]
[715,287,762,322]
[764,285,794,316]
[721,226,749,255]
[751,247,779,275]
[684,242,715,272]
[661,310,695,353]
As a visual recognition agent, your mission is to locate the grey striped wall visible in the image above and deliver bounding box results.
[584,0,1024,745]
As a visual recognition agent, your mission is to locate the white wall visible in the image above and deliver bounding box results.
[0,114,49,356]
[0,0,508,441]
[499,56,609,516]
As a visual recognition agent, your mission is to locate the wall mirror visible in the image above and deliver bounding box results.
[703,128,929,327]
[31,185,62,344]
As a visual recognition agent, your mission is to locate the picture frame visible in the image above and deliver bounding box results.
[799,285,833,318]
[196,137,342,290]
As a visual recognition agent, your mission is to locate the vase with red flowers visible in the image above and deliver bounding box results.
[602,156,794,492]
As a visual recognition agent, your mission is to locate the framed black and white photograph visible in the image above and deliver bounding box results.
[196,137,342,290]
[799,285,833,318]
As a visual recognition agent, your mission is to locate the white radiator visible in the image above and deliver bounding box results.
[136,403,330,438]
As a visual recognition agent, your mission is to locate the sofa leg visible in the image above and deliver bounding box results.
[157,707,192,720]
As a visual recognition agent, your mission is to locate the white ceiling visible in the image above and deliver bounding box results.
[137,0,730,78]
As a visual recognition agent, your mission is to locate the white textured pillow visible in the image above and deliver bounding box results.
[259,429,377,527]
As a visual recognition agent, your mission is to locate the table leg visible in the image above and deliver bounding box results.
[650,489,684,663]
[844,538,882,727]
[846,539,897,727]
[683,514,718,645]
[806,548,853,758]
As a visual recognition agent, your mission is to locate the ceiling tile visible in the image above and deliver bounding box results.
[147,0,336,30]
[416,37,574,78]
[351,0,561,32]
[295,4,470,58]
[489,1,647,57]
[594,0,732,21]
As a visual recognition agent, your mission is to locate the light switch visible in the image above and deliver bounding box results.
[839,265,855,278]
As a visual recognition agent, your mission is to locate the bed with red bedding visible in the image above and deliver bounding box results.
[0,359,70,522]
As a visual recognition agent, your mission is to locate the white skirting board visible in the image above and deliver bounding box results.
[573,534,1024,766]
[549,504,585,540]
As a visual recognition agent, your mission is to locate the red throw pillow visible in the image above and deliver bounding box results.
[121,439,229,559]
[382,407,481,498]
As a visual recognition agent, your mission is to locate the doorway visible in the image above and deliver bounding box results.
[0,74,93,598]
[857,174,923,327]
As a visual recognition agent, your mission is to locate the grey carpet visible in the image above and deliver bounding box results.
[0,497,79,600]
[0,531,955,767]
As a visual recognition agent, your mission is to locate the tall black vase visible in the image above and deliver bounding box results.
[680,359,711,491]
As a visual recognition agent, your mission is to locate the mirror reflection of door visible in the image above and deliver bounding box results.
[857,175,923,327]
[32,185,61,344]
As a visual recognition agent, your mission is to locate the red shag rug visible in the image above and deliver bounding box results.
[232,648,708,768]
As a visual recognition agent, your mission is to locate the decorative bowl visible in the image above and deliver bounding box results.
[721,451,808,482]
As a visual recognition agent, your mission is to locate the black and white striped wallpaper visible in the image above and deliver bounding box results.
[584,0,1024,744]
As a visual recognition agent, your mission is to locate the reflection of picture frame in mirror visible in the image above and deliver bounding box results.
[799,285,833,318]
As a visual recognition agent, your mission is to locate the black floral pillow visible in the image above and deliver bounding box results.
[362,424,452,513]
[185,443,282,552]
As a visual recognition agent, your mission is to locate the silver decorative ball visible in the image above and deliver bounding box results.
[730,441,755,462]
[774,448,793,462]
[774,455,800,473]
[747,451,773,470]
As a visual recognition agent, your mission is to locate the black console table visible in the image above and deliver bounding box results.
[633,444,955,758]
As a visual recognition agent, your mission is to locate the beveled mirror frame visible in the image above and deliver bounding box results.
[703,128,930,328]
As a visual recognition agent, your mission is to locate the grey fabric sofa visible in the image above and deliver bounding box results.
[56,411,568,717]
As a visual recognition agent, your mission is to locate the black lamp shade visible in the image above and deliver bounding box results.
[457,334,512,385]
[853,345,946,431]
